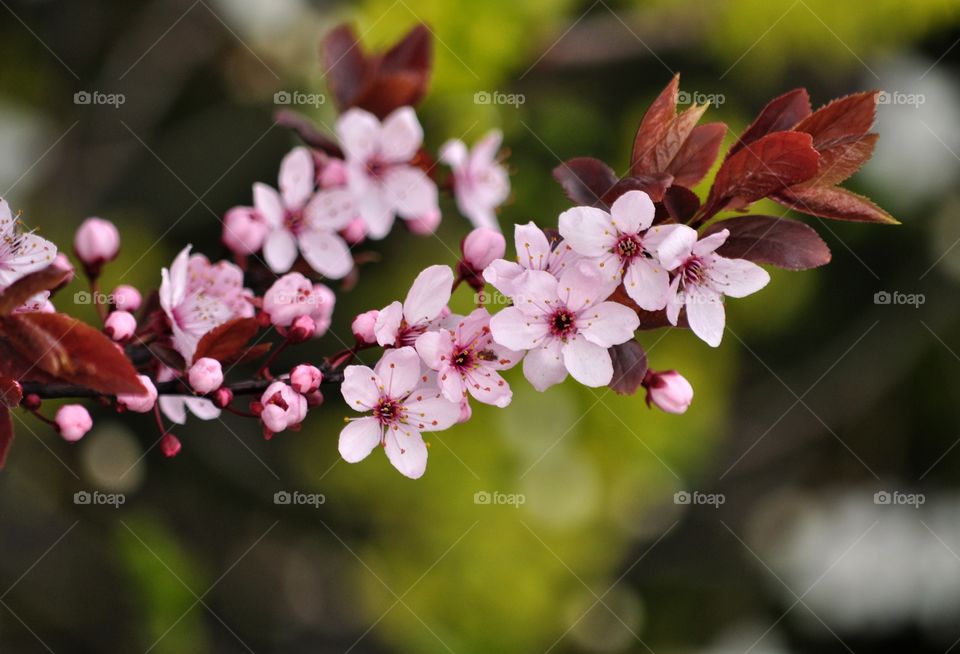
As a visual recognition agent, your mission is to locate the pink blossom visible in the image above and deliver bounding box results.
[55,405,92,442]
[318,158,348,187]
[159,246,253,362]
[656,226,770,347]
[288,315,316,343]
[404,208,441,236]
[351,310,379,344]
[489,261,640,390]
[415,308,521,408]
[188,357,223,394]
[375,265,453,347]
[0,198,57,288]
[260,381,308,434]
[339,347,460,479]
[483,222,580,297]
[340,217,367,244]
[644,370,693,414]
[117,374,158,413]
[105,310,137,341]
[262,273,334,334]
[112,284,141,312]
[73,217,119,270]
[157,367,221,424]
[440,130,510,230]
[337,107,439,239]
[255,147,356,279]
[222,206,268,256]
[461,227,506,273]
[289,364,322,394]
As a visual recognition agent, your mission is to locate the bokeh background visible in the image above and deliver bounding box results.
[2,0,960,652]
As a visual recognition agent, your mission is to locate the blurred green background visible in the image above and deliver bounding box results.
[2,0,960,652]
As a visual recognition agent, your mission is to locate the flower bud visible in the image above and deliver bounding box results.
[405,209,441,235]
[73,217,120,273]
[188,357,223,394]
[351,310,379,345]
[340,217,367,244]
[260,381,308,434]
[55,404,93,442]
[287,315,316,343]
[222,206,268,256]
[461,227,506,272]
[160,433,182,458]
[104,310,137,341]
[23,394,41,410]
[289,364,322,394]
[644,370,693,414]
[117,375,158,413]
[213,387,234,409]
[112,284,142,312]
[319,159,348,187]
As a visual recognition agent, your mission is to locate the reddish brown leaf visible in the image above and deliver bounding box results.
[662,186,701,223]
[0,265,72,316]
[553,158,619,207]
[774,186,899,224]
[793,91,878,147]
[224,342,272,365]
[144,343,186,372]
[608,340,648,396]
[610,285,688,330]
[704,131,820,216]
[380,24,432,76]
[631,74,679,168]
[667,122,726,187]
[602,174,674,204]
[322,24,372,111]
[703,215,831,270]
[799,133,878,188]
[0,406,12,469]
[634,103,707,175]
[0,339,57,383]
[0,313,145,395]
[193,318,260,363]
[729,89,811,157]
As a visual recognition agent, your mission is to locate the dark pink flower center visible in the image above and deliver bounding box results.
[374,398,404,426]
[680,256,706,287]
[614,234,644,262]
[549,308,577,340]
[366,157,389,180]
[284,208,304,235]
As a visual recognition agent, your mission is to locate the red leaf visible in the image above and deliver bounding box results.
[703,215,831,270]
[729,89,811,157]
[0,313,145,395]
[704,131,820,216]
[193,318,260,363]
[380,24,432,76]
[322,24,371,111]
[799,133,878,188]
[774,186,899,224]
[224,342,272,365]
[631,74,679,168]
[633,103,707,175]
[0,339,57,383]
[354,25,433,118]
[0,265,72,316]
[0,406,12,469]
[601,173,673,204]
[608,340,648,395]
[793,91,878,147]
[662,186,701,223]
[667,122,726,187]
[553,157,619,207]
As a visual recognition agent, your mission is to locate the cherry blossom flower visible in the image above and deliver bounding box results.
[56,405,92,442]
[489,261,640,391]
[253,147,356,278]
[483,222,580,297]
[337,107,439,239]
[117,375,158,413]
[415,308,521,408]
[656,226,770,347]
[262,272,334,335]
[375,265,453,347]
[338,347,460,479]
[440,130,509,230]
[159,245,253,362]
[558,190,680,311]
[188,357,223,394]
[260,381,308,435]
[104,310,136,341]
[157,367,221,425]
[222,206,268,256]
[289,364,322,394]
[0,198,57,289]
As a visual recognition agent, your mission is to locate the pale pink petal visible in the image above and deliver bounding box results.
[623,257,669,311]
[556,260,617,312]
[402,265,453,325]
[642,223,687,252]
[655,225,699,270]
[278,147,314,210]
[665,275,684,326]
[383,166,438,219]
[514,222,553,272]
[562,336,613,387]
[522,340,568,392]
[438,138,468,168]
[489,307,549,351]
[482,259,523,297]
[262,229,298,273]
[341,365,382,411]
[158,396,188,425]
[609,190,655,233]
[374,301,404,346]
[509,269,559,317]
[185,398,221,420]
[707,257,770,298]
[303,187,356,231]
[339,417,383,463]
[384,424,428,479]
[374,346,421,399]
[415,330,455,370]
[348,167,395,239]
[253,182,285,228]
[0,198,12,233]
[471,129,503,166]
[298,230,353,279]
[693,229,729,256]
[403,390,461,431]
[437,365,467,403]
[464,369,512,407]
[685,288,725,347]
[577,300,640,348]
[159,245,191,313]
[380,107,423,162]
[558,206,616,257]
[336,108,380,162]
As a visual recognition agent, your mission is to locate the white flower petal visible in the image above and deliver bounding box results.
[577,300,640,348]
[253,182,285,228]
[402,265,453,325]
[278,147,314,210]
[609,190,655,233]
[298,230,353,280]
[374,347,421,399]
[558,206,616,257]
[562,336,613,387]
[336,108,381,162]
[522,340,568,391]
[339,417,383,463]
[384,424,428,479]
[262,229,298,273]
[341,365,382,411]
[623,257,669,311]
[685,288,725,347]
[380,107,424,162]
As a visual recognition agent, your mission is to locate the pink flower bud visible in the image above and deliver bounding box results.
[73,217,120,271]
[222,206,268,256]
[160,433,182,458]
[288,315,316,343]
[461,227,506,272]
[351,310,379,345]
[644,370,693,414]
[260,381,308,434]
[213,387,234,409]
[188,357,224,394]
[112,284,141,312]
[55,404,93,442]
[104,310,137,341]
[319,159,348,187]
[289,364,322,394]
[117,375,158,413]
[405,209,441,235]
[340,217,367,244]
